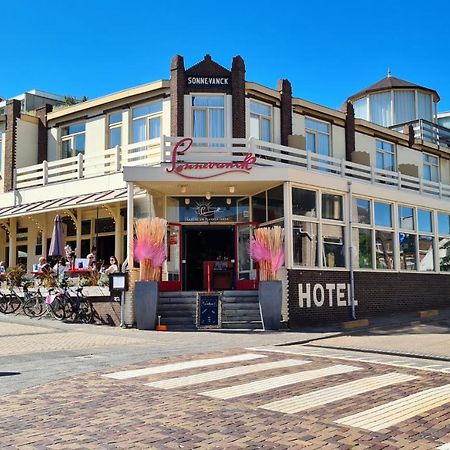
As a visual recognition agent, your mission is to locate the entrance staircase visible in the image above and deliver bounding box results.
[158,291,262,330]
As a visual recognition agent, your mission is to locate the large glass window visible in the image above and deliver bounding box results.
[353,97,368,121]
[322,193,343,221]
[399,232,416,270]
[192,95,224,139]
[418,235,434,271]
[132,101,162,143]
[423,153,439,182]
[418,209,432,233]
[375,231,394,269]
[292,188,316,218]
[374,202,392,227]
[250,101,272,142]
[418,92,432,121]
[293,221,318,267]
[322,224,345,268]
[61,122,85,158]
[376,139,395,171]
[370,92,392,126]
[353,198,371,224]
[439,237,450,272]
[394,91,415,124]
[107,112,122,148]
[398,205,414,230]
[438,213,450,235]
[305,118,330,156]
[353,228,372,269]
[267,186,284,221]
[252,192,266,223]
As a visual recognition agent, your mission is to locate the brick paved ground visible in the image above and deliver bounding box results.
[0,349,449,449]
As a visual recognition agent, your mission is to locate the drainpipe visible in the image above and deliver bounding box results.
[348,181,356,320]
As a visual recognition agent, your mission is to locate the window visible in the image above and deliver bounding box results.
[250,101,272,142]
[370,92,392,126]
[353,97,368,121]
[398,205,414,230]
[251,192,266,223]
[438,213,450,272]
[375,231,394,269]
[132,101,162,143]
[353,198,371,224]
[322,193,343,221]
[292,188,316,217]
[293,221,318,267]
[418,92,432,121]
[376,139,395,171]
[374,202,392,228]
[192,95,224,139]
[418,209,432,233]
[61,123,86,158]
[394,91,415,124]
[438,213,450,235]
[423,153,439,182]
[399,232,416,270]
[353,228,372,269]
[322,224,345,268]
[267,186,284,221]
[305,118,330,156]
[107,112,122,148]
[418,235,434,271]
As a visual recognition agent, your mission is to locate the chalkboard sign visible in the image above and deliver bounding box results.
[197,292,221,328]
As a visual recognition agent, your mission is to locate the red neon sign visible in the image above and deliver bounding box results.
[166,138,256,180]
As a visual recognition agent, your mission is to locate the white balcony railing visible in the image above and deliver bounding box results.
[13,136,450,201]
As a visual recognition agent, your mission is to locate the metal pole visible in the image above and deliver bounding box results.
[348,181,356,320]
[120,290,125,328]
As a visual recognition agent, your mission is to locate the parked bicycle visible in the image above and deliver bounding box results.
[0,285,22,314]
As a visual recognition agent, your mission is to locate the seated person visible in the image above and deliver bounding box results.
[37,257,51,274]
[104,256,119,275]
[53,257,69,277]
[86,253,96,270]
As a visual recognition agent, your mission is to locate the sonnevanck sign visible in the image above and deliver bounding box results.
[166,138,256,180]
[187,76,229,86]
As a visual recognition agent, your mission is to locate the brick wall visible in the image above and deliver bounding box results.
[288,269,450,326]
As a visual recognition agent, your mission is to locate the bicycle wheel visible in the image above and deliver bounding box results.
[3,293,21,314]
[0,294,8,314]
[79,299,93,324]
[49,296,66,321]
[23,295,44,317]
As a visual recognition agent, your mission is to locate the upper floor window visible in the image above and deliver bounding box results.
[107,112,122,148]
[250,101,272,142]
[132,101,162,143]
[305,118,330,156]
[376,139,395,171]
[61,123,85,158]
[192,95,224,139]
[423,153,439,182]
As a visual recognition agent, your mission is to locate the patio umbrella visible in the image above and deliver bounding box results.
[48,215,65,259]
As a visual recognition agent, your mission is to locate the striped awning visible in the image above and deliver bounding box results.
[0,188,132,220]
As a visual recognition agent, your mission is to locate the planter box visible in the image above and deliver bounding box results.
[134,281,159,330]
[259,280,282,331]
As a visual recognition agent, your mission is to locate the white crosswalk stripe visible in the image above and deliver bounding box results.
[260,372,418,414]
[335,383,450,432]
[102,353,266,380]
[437,444,450,449]
[145,359,310,389]
[200,364,362,400]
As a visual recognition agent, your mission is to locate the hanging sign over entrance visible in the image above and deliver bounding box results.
[166,138,256,180]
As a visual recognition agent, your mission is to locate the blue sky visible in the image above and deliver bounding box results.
[3,0,450,112]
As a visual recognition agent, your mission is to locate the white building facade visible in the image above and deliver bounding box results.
[1,55,449,327]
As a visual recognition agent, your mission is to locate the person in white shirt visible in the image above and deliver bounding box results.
[104,256,119,275]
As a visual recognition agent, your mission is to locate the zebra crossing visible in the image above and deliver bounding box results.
[103,352,450,436]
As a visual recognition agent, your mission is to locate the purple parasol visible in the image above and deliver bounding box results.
[48,215,65,258]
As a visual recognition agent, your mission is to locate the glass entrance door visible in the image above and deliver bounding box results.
[235,223,258,290]
[160,223,181,292]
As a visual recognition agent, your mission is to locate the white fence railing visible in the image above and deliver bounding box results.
[13,136,450,200]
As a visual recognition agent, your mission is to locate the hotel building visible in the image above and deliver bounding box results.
[0,54,449,327]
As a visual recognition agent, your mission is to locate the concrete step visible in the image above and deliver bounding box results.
[221,321,263,330]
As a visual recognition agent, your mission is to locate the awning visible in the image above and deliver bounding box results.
[0,188,141,220]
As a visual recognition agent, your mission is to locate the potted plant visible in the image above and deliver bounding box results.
[134,217,167,330]
[250,226,285,330]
